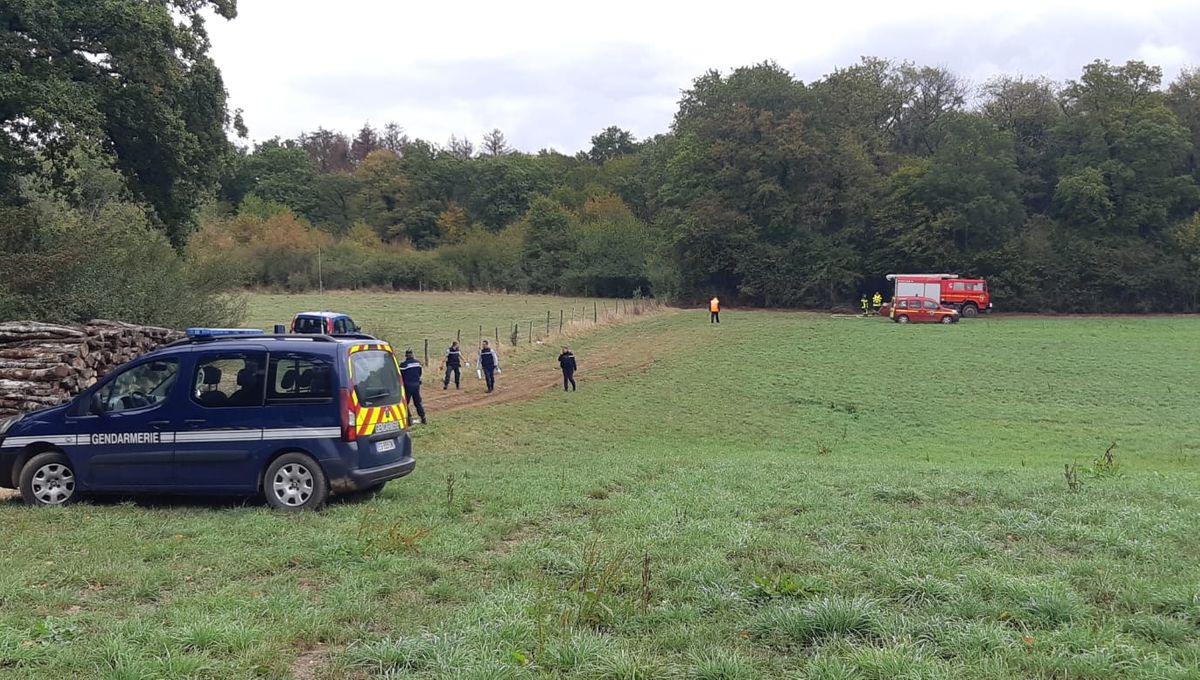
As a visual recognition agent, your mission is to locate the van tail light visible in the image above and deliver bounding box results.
[340,387,358,442]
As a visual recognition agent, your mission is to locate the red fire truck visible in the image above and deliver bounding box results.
[883,274,991,317]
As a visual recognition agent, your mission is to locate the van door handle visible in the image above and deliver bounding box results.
[184,419,206,427]
[148,420,170,429]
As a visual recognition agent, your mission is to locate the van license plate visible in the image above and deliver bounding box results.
[375,421,401,435]
[376,439,396,453]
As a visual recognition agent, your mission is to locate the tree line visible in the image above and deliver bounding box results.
[206,58,1200,312]
[3,1,1200,324]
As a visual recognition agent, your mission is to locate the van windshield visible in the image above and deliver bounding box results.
[350,349,403,407]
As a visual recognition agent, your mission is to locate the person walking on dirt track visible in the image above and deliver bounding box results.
[558,346,577,392]
[710,296,721,324]
[399,349,428,424]
[441,340,464,390]
[478,340,500,394]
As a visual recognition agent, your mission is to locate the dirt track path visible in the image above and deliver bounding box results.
[419,311,673,415]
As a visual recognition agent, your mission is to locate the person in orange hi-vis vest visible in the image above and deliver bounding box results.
[709,296,721,324]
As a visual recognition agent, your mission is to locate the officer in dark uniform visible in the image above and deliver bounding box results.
[441,340,463,390]
[478,340,499,393]
[398,349,427,424]
[558,346,577,392]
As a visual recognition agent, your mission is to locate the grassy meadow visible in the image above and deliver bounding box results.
[2,296,1199,679]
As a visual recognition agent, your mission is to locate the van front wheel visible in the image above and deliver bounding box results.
[264,453,328,511]
[19,451,78,507]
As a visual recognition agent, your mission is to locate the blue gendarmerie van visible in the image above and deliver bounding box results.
[0,329,415,510]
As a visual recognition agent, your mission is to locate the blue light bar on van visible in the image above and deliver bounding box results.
[185,328,264,338]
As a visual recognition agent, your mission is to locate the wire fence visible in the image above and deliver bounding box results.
[374,297,664,368]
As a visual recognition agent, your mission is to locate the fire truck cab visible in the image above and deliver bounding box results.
[885,274,991,318]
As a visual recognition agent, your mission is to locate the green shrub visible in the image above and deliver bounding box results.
[0,188,243,328]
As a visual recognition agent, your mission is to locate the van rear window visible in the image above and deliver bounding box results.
[268,354,334,402]
[350,350,403,407]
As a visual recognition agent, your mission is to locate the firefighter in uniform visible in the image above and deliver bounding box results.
[872,292,883,314]
[399,349,427,424]
[710,296,721,324]
[860,294,871,316]
[441,340,464,390]
[478,340,500,393]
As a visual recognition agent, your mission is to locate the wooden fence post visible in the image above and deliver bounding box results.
[593,301,597,323]
[559,309,563,333]
[546,310,551,335]
[456,329,461,342]
[529,320,533,344]
[424,338,428,367]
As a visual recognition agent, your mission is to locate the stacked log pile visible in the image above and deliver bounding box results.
[0,320,182,415]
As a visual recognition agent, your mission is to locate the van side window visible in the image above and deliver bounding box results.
[896,300,908,309]
[99,360,179,413]
[192,352,266,408]
[333,318,349,334]
[269,354,334,403]
[923,300,938,310]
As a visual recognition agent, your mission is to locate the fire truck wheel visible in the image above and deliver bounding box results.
[896,315,910,324]
[960,303,979,318]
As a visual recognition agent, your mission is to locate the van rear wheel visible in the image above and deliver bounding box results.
[960,303,979,318]
[896,315,910,324]
[264,453,328,511]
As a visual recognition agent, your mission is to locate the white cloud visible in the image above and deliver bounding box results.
[206,0,1200,152]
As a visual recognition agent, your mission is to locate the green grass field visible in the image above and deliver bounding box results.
[3,296,1199,679]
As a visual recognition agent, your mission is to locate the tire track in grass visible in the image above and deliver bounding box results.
[418,310,678,416]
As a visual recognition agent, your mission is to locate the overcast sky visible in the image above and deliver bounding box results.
[206,0,1199,154]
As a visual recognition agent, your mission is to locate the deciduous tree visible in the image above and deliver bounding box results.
[0,0,242,245]
[481,128,512,157]
[586,126,639,163]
